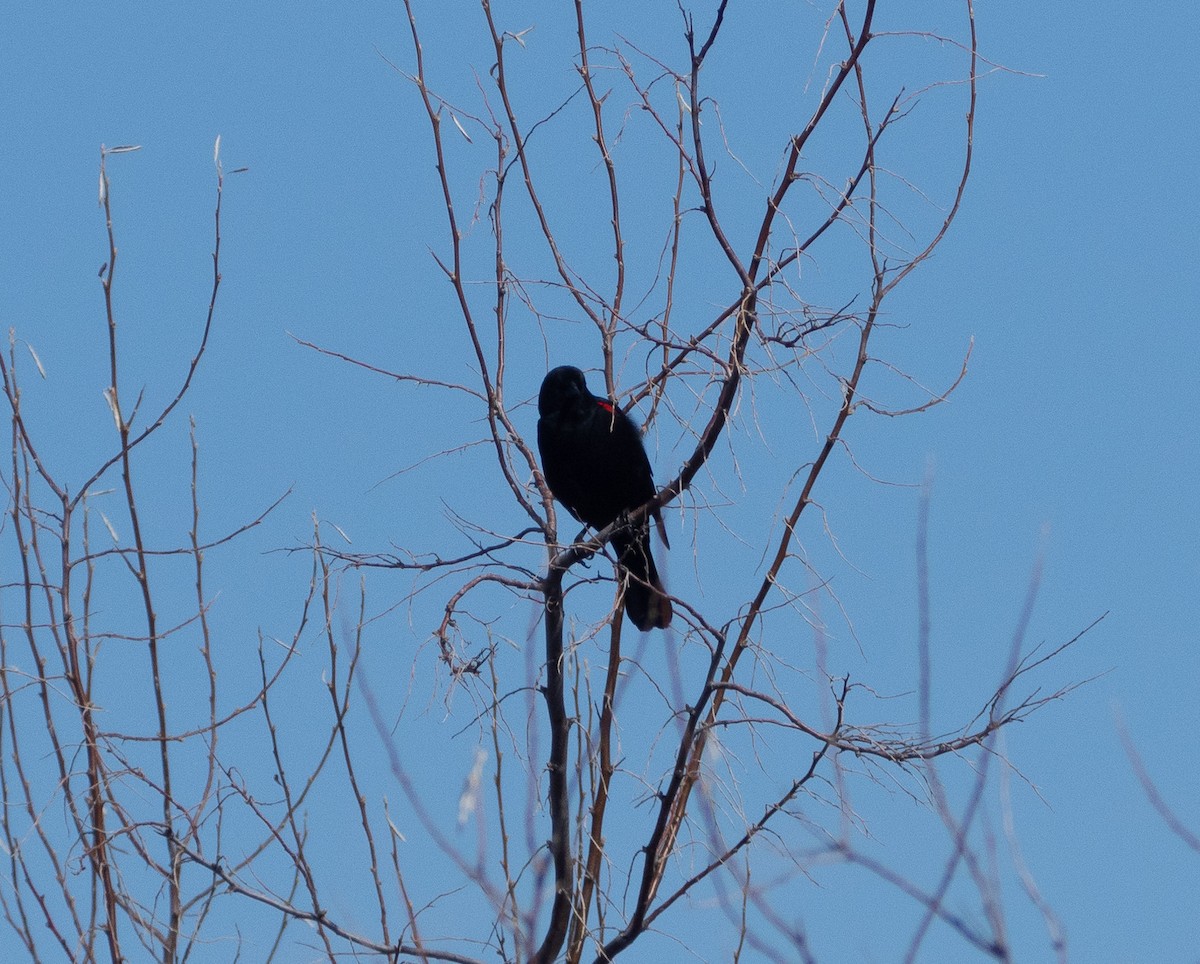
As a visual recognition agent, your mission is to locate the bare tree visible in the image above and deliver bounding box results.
[0,3,1097,962]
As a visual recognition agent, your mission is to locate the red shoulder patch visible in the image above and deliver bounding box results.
[596,400,614,414]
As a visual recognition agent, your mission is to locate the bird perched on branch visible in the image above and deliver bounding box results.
[537,366,673,631]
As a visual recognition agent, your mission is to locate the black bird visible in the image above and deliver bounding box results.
[537,366,673,631]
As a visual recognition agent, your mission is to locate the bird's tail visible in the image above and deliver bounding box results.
[613,527,672,632]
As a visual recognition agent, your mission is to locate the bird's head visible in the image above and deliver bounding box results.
[539,365,590,417]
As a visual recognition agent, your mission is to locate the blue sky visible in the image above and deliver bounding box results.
[2,2,1197,961]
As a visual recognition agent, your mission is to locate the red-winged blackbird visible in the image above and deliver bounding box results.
[537,366,673,631]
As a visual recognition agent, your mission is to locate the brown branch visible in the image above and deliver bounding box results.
[626,3,883,938]
[360,674,517,955]
[857,339,973,417]
[568,613,623,962]
[574,0,626,390]
[72,143,230,514]
[400,0,547,534]
[837,843,1007,958]
[289,333,486,400]
[480,2,604,333]
[644,677,848,930]
[75,487,289,566]
[174,841,484,964]
[1120,718,1200,854]
[530,552,573,964]
[322,552,393,945]
[318,526,541,573]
